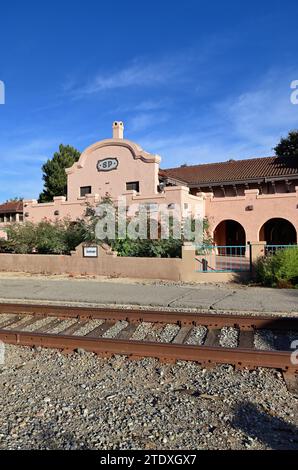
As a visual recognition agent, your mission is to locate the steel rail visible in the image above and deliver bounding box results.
[0,302,297,330]
[0,329,296,372]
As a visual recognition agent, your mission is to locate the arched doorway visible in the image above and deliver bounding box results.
[259,218,297,245]
[213,220,246,256]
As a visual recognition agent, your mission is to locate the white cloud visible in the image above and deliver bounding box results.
[217,69,298,149]
[0,179,43,200]
[0,138,58,200]
[142,132,262,168]
[0,138,57,163]
[141,68,298,167]
[67,49,201,99]
[129,112,170,132]
[134,99,171,112]
[70,60,177,98]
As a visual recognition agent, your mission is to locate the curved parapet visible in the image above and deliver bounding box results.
[66,138,161,175]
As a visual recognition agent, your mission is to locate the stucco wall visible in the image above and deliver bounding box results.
[0,244,182,280]
[0,244,246,283]
[125,186,204,218]
[24,187,204,223]
[204,187,298,242]
[66,140,160,202]
[23,195,99,223]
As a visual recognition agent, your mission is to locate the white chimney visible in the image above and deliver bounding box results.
[112,121,124,139]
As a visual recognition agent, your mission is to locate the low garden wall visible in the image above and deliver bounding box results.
[0,243,250,283]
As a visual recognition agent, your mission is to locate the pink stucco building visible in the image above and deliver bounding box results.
[12,122,298,247]
[0,200,24,239]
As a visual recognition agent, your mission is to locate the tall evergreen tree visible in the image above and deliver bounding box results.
[38,144,80,202]
[274,130,298,158]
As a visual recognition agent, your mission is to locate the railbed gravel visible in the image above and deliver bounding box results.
[185,326,208,345]
[72,320,104,336]
[3,315,33,330]
[145,324,180,343]
[220,327,239,348]
[102,321,129,339]
[0,314,16,325]
[49,319,78,334]
[22,317,56,333]
[0,345,297,450]
[254,330,276,351]
[158,324,180,343]
[131,322,153,340]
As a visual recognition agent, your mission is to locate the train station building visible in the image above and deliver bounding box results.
[15,121,298,247]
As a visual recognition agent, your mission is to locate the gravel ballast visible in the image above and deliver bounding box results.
[0,344,297,450]
[254,330,276,350]
[220,327,239,348]
[185,326,208,345]
[102,321,129,339]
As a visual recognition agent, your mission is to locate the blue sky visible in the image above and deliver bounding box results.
[0,0,298,200]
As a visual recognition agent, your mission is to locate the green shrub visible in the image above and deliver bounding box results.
[1,219,90,255]
[111,237,182,258]
[3,222,38,254]
[63,219,91,252]
[0,220,183,257]
[255,247,298,288]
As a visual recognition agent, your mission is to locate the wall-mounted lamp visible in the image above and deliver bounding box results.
[158,182,166,192]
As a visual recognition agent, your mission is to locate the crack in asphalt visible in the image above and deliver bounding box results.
[167,289,195,307]
[168,288,240,311]
[209,291,238,310]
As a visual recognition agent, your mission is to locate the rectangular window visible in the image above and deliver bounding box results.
[126,181,139,192]
[80,186,92,197]
[140,202,158,212]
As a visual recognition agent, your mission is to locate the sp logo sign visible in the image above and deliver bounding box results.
[97,158,119,172]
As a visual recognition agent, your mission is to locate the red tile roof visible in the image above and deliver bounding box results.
[160,156,298,186]
[0,201,23,214]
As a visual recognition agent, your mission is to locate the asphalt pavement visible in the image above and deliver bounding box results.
[0,276,297,313]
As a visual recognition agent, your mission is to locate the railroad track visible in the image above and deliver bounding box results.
[0,302,297,393]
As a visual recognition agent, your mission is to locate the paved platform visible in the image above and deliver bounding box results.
[0,276,297,313]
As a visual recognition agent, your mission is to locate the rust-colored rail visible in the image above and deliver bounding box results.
[0,302,297,393]
[0,302,296,329]
[0,329,296,372]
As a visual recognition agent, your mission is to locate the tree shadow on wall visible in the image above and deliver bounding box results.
[232,401,298,450]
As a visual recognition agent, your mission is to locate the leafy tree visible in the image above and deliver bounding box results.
[274,130,298,158]
[38,144,80,202]
[5,197,23,203]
